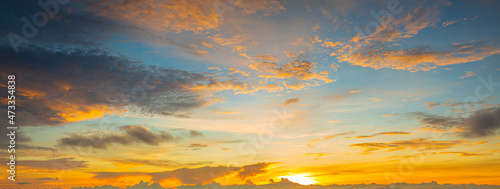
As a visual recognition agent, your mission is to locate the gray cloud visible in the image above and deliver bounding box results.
[404,107,500,138]
[58,125,178,149]
[0,45,213,126]
[462,108,500,137]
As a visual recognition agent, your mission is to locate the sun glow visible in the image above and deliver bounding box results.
[279,174,316,185]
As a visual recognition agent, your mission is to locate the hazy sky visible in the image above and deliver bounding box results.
[0,0,500,188]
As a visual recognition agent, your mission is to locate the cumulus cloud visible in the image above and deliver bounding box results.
[58,125,177,149]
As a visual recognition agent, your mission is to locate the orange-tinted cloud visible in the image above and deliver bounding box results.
[86,0,284,34]
[249,60,332,83]
[327,7,500,72]
[349,138,466,154]
[344,131,410,139]
[308,132,356,147]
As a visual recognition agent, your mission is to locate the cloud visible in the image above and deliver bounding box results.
[460,71,478,79]
[437,151,492,157]
[107,158,174,168]
[349,138,466,154]
[283,98,300,107]
[308,132,355,147]
[18,158,88,170]
[404,107,500,137]
[0,45,215,126]
[425,102,441,109]
[58,125,177,149]
[238,162,275,179]
[442,16,477,27]
[344,131,410,139]
[326,6,500,72]
[249,60,333,83]
[84,0,284,34]
[213,110,242,114]
[188,143,208,148]
[91,162,275,184]
[68,180,500,189]
[462,108,500,138]
[348,90,362,93]
[189,130,204,138]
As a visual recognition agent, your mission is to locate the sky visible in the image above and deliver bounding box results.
[0,0,500,188]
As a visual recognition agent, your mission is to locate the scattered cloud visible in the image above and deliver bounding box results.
[460,71,478,79]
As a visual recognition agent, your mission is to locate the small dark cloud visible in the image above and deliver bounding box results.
[189,130,204,138]
[283,98,299,107]
[188,143,208,148]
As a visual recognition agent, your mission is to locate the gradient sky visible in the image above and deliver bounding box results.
[1,0,500,188]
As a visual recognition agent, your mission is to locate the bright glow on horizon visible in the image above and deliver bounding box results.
[279,174,316,185]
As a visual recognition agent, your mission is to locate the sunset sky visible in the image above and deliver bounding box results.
[1,0,500,188]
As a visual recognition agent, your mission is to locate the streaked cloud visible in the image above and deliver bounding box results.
[308,132,356,147]
[58,125,179,149]
[350,138,466,154]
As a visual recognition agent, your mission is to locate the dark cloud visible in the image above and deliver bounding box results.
[58,125,178,149]
[238,162,275,179]
[462,108,500,137]
[283,98,299,107]
[404,107,500,138]
[0,45,211,126]
[405,112,464,130]
[189,130,204,138]
[91,162,278,185]
[92,165,242,184]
